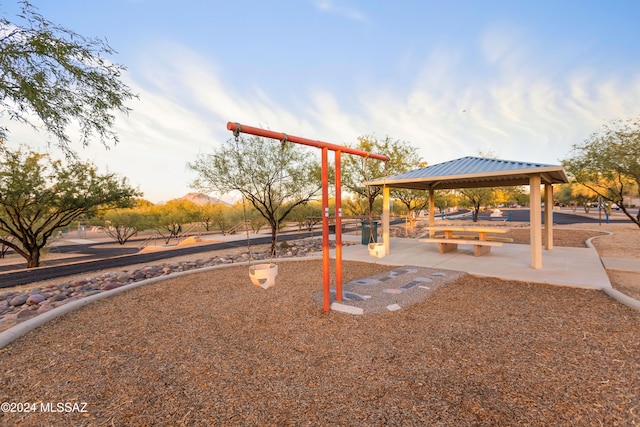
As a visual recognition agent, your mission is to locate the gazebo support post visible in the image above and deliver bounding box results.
[544,184,554,251]
[382,186,390,255]
[428,188,436,236]
[530,175,542,269]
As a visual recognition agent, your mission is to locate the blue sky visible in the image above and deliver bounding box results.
[3,1,640,203]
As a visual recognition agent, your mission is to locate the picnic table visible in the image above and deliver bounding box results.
[418,226,512,256]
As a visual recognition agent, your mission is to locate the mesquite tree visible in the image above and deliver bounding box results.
[188,136,321,255]
[0,1,135,155]
[341,135,423,215]
[562,117,640,227]
[0,147,140,267]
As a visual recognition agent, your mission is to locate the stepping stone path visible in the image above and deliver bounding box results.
[322,267,467,316]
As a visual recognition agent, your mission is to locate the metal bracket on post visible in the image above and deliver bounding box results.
[233,122,242,141]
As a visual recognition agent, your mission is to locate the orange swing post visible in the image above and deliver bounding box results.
[334,150,342,301]
[321,147,331,310]
[226,122,389,312]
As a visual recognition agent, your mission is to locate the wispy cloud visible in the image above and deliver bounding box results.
[7,37,640,203]
[313,0,369,23]
[102,41,640,199]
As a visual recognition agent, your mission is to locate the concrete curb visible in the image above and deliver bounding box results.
[0,256,322,350]
[584,230,614,250]
[602,288,640,311]
[586,230,640,311]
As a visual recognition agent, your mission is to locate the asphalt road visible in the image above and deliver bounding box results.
[465,208,632,224]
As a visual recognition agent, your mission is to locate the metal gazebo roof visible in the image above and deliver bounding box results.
[365,156,569,190]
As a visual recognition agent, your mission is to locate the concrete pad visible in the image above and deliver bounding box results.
[601,257,640,273]
[331,302,364,315]
[338,238,611,290]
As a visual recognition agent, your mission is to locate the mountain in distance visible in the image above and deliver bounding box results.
[179,192,231,206]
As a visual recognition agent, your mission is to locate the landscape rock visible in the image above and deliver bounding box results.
[16,308,38,320]
[48,294,68,302]
[26,294,46,306]
[116,274,130,283]
[36,304,54,314]
[9,295,28,307]
[100,282,123,291]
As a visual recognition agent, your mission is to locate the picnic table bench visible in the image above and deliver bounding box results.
[418,226,513,257]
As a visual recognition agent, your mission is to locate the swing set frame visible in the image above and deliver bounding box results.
[227,122,389,312]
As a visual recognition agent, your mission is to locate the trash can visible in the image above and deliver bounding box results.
[360,221,378,245]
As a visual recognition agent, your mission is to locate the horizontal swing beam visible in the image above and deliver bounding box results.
[226,122,390,161]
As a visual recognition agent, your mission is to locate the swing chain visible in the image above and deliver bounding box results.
[233,123,242,142]
[242,197,253,269]
[363,155,376,244]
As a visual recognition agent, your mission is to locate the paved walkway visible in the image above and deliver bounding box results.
[337,236,612,290]
[601,257,640,273]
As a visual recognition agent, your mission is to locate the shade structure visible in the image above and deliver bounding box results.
[365,156,570,269]
[365,156,569,190]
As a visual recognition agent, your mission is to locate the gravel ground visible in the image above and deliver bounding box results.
[1,225,639,426]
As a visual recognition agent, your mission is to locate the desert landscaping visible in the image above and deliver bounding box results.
[0,222,638,426]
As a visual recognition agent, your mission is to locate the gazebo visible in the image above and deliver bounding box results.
[365,156,570,269]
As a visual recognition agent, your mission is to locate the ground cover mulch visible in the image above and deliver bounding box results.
[1,259,639,426]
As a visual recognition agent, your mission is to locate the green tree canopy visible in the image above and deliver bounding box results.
[188,136,322,255]
[459,187,494,222]
[0,1,135,154]
[288,201,323,232]
[341,135,422,214]
[199,202,231,233]
[562,117,640,227]
[148,199,201,244]
[0,146,140,267]
[103,207,152,245]
[393,188,430,217]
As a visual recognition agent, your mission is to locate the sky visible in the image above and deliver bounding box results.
[2,0,640,203]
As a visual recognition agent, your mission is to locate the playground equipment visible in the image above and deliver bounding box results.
[362,156,386,259]
[242,197,279,289]
[249,263,278,289]
[368,242,386,258]
[227,122,389,312]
